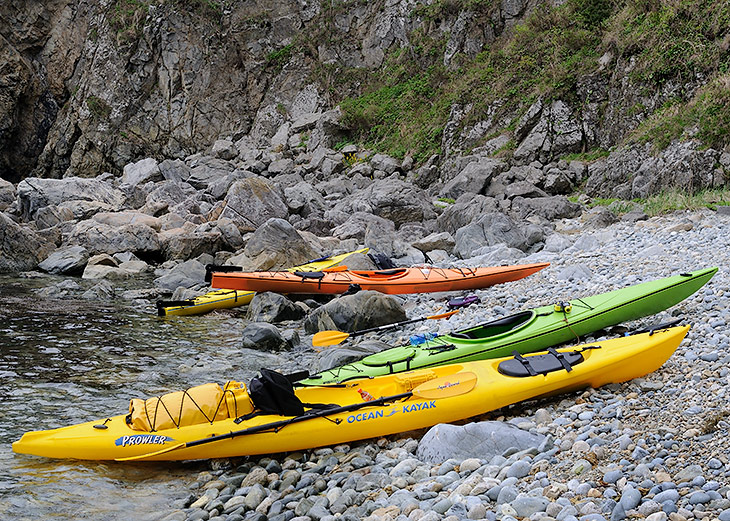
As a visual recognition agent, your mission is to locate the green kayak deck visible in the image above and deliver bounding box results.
[300,267,717,385]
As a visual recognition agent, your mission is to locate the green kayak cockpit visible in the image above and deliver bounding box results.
[448,310,537,340]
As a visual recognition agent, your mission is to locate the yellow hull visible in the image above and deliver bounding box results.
[160,248,368,316]
[12,326,688,461]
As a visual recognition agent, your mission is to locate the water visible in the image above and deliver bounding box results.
[0,273,310,520]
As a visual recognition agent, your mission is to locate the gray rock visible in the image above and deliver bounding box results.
[246,292,306,323]
[154,260,207,292]
[67,220,161,256]
[122,157,162,186]
[38,245,89,275]
[416,421,548,463]
[241,323,291,351]
[453,212,533,257]
[16,176,125,221]
[439,158,506,200]
[303,290,406,334]
[219,177,288,232]
[228,218,320,271]
[0,213,54,273]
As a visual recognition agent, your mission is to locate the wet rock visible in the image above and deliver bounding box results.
[0,212,54,272]
[246,292,306,323]
[154,259,207,292]
[241,323,292,351]
[38,245,89,275]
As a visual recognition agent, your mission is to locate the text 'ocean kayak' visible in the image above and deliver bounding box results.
[12,326,688,461]
[210,263,550,295]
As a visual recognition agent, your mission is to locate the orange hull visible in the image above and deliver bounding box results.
[210,263,550,295]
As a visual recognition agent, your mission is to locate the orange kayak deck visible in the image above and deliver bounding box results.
[210,263,550,295]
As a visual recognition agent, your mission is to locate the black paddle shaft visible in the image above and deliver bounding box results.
[183,392,413,449]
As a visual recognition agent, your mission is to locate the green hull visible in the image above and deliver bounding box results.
[300,267,717,385]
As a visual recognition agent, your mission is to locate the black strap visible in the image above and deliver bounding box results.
[511,350,537,376]
[547,347,573,372]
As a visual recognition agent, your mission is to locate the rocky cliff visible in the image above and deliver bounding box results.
[1,0,728,196]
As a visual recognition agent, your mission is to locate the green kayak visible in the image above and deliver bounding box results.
[300,267,717,385]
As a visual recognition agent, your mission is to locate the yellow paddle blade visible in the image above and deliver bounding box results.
[312,330,350,347]
[114,441,187,462]
[412,371,477,400]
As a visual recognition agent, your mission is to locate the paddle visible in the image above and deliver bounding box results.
[115,371,478,462]
[312,310,460,348]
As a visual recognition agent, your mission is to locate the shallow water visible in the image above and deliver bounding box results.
[0,273,307,520]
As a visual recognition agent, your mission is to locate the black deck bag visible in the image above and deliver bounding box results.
[248,368,305,416]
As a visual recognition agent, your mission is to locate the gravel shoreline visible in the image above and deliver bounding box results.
[156,209,730,521]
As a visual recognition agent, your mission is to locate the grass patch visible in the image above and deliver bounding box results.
[561,148,610,162]
[577,188,730,216]
[631,76,730,151]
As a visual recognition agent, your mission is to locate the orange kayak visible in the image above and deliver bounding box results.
[210,263,550,295]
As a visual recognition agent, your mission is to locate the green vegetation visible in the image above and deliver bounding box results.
[339,0,604,162]
[574,188,730,217]
[267,44,296,71]
[561,149,610,162]
[86,96,112,119]
[632,77,730,151]
[437,197,456,204]
[334,0,730,166]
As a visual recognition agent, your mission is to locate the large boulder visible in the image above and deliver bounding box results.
[122,157,162,187]
[510,195,582,221]
[227,218,320,271]
[416,421,550,463]
[436,194,501,235]
[246,292,306,323]
[158,225,226,261]
[16,176,125,221]
[67,220,161,256]
[0,213,54,272]
[219,177,288,232]
[453,212,535,258]
[38,245,89,275]
[330,177,437,228]
[303,290,407,334]
[153,259,207,292]
[0,178,15,211]
[439,158,506,200]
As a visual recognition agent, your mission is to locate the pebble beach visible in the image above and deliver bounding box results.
[156,209,730,521]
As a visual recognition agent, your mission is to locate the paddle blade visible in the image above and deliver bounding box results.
[114,441,188,462]
[322,265,348,272]
[426,310,459,320]
[412,371,477,400]
[312,330,350,347]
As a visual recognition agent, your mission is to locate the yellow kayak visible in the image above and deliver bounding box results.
[12,325,688,461]
[157,248,368,316]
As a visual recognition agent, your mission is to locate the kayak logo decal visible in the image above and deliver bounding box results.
[437,380,459,390]
[347,409,384,423]
[115,434,175,447]
[402,400,436,413]
[346,401,436,424]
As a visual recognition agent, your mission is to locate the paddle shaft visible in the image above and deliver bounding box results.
[182,392,413,449]
[350,310,460,338]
